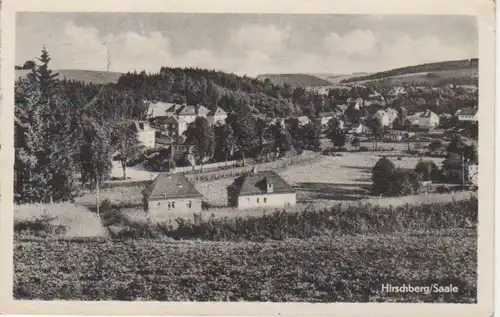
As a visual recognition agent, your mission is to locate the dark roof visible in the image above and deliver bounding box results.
[459,108,478,116]
[177,105,197,116]
[129,121,151,132]
[144,173,203,200]
[207,107,227,116]
[418,110,436,118]
[228,170,295,196]
[164,116,179,124]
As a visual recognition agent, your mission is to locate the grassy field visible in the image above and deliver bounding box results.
[14,203,107,238]
[73,147,448,213]
[194,150,444,206]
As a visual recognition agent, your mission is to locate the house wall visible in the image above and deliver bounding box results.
[235,193,296,210]
[138,131,156,148]
[374,112,390,126]
[179,115,197,125]
[417,114,440,129]
[146,197,202,215]
[458,114,477,122]
[207,114,227,125]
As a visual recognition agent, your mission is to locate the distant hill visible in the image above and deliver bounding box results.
[341,59,478,85]
[15,69,123,85]
[256,74,333,87]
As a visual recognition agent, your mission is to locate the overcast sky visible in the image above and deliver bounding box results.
[16,13,478,77]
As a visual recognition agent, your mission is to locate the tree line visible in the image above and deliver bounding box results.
[14,48,144,204]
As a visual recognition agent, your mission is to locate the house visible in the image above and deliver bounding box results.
[336,104,348,113]
[142,173,204,214]
[385,108,399,125]
[177,105,198,124]
[297,116,311,126]
[439,113,453,120]
[226,168,296,209]
[468,164,478,186]
[269,117,286,127]
[348,123,371,135]
[163,116,188,138]
[457,85,478,93]
[457,108,478,122]
[175,104,210,125]
[406,110,440,129]
[389,86,407,96]
[346,97,357,106]
[146,101,183,119]
[207,107,228,125]
[386,130,406,141]
[170,144,196,165]
[317,112,335,126]
[372,109,391,127]
[130,121,156,149]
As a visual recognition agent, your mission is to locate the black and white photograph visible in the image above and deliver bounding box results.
[0,0,496,315]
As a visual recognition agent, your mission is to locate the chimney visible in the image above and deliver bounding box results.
[266,179,274,193]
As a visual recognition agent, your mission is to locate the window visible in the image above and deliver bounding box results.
[187,201,192,208]
[257,198,260,204]
[167,202,171,209]
[172,201,175,208]
[264,198,267,203]
[156,202,161,206]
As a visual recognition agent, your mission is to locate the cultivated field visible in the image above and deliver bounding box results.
[14,229,476,302]
[14,197,478,302]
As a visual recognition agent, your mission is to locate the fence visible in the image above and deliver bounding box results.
[172,160,240,174]
[104,152,322,186]
[184,153,322,182]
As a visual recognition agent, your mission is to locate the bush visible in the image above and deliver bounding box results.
[14,215,66,238]
[436,186,451,193]
[415,160,440,182]
[372,157,396,196]
[358,146,370,151]
[390,170,420,196]
[106,198,477,242]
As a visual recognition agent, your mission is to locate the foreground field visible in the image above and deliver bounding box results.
[14,198,478,302]
[14,229,476,302]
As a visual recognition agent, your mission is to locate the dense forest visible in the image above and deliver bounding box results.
[14,48,328,204]
[255,73,333,87]
[342,58,479,84]
[42,66,385,121]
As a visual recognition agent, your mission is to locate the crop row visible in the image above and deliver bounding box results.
[14,229,476,302]
[104,197,478,241]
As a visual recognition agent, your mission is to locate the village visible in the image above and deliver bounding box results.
[97,80,478,218]
[11,12,482,304]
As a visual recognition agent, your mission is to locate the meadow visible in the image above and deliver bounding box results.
[73,147,448,211]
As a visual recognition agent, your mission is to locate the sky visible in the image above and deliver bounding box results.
[16,13,478,77]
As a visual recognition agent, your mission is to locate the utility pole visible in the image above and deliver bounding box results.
[461,152,465,191]
[96,169,100,217]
